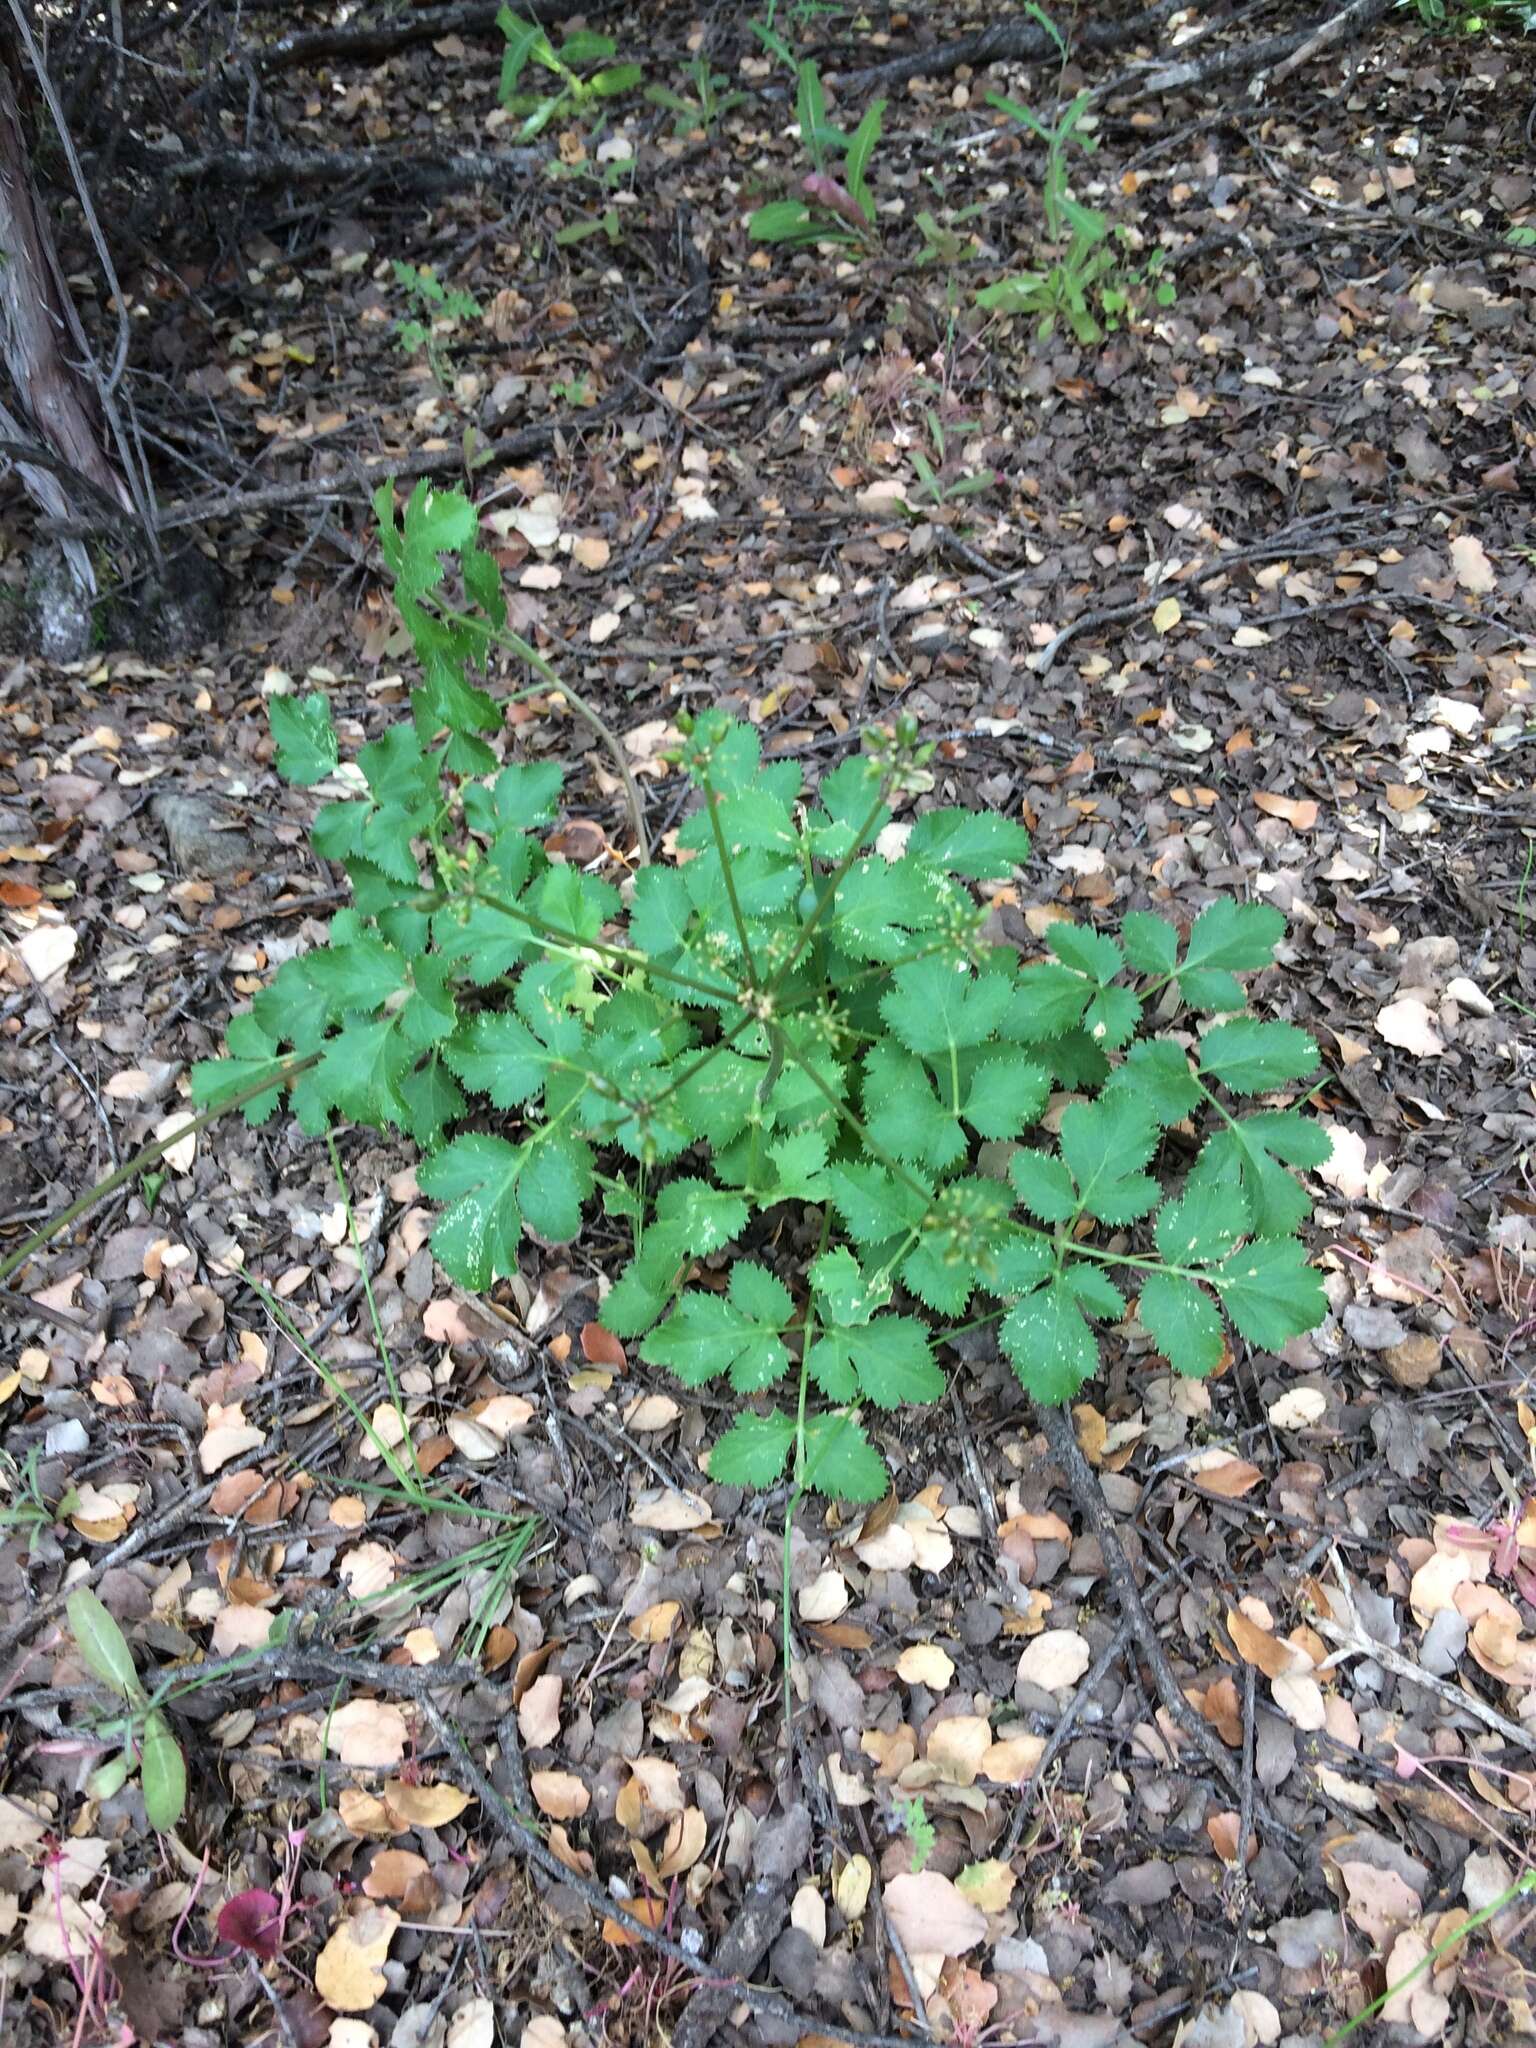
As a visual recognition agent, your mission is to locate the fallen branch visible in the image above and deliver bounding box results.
[832,0,1182,92]
[252,0,607,74]
[158,215,710,530]
[1268,0,1392,87]
[1037,1402,1248,1805]
[1122,0,1390,98]
[163,142,543,197]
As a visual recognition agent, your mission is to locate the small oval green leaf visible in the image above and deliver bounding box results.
[66,1588,143,1701]
[140,1711,187,1832]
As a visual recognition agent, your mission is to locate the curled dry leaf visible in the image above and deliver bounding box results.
[1271,1670,1327,1730]
[955,1859,1016,1914]
[615,1756,685,1836]
[835,1854,873,1920]
[926,1715,992,1786]
[199,1402,265,1475]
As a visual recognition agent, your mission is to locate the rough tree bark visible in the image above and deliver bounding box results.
[0,42,135,645]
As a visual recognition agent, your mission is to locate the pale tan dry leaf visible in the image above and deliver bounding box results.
[882,1870,987,1959]
[628,1601,681,1643]
[798,1570,849,1622]
[623,1393,680,1432]
[530,1771,590,1821]
[1338,1859,1421,1944]
[382,1780,472,1829]
[199,1402,265,1474]
[1016,1629,1092,1692]
[1271,1670,1327,1730]
[655,1807,708,1877]
[835,1855,872,1920]
[1376,997,1445,1058]
[955,1859,1016,1914]
[926,1715,992,1786]
[1449,533,1496,595]
[314,1906,399,2013]
[615,1756,685,1836]
[1227,1608,1299,1679]
[338,1543,397,1598]
[630,1487,712,1531]
[896,1643,955,1689]
[980,1734,1046,1784]
[518,1673,563,1748]
[1267,1387,1327,1430]
[445,1998,495,2048]
[791,1882,827,1948]
[326,1701,409,1768]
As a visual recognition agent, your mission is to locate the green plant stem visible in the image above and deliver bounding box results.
[782,1207,833,1740]
[424,605,653,861]
[0,1056,318,1290]
[775,1024,933,1204]
[699,771,759,984]
[768,780,895,991]
[467,883,737,1005]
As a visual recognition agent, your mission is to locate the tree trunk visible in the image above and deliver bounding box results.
[0,43,133,623]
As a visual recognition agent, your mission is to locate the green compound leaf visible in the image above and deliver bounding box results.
[961,1050,1050,1140]
[269,692,338,786]
[811,1246,891,1326]
[420,1133,526,1288]
[1138,1269,1226,1378]
[1008,1148,1077,1224]
[879,958,1013,1059]
[1045,922,1123,985]
[1103,1038,1200,1125]
[1182,898,1285,973]
[1153,1180,1246,1267]
[1000,1281,1098,1405]
[904,808,1031,879]
[1199,1018,1318,1094]
[801,1412,888,1502]
[1002,961,1093,1041]
[1121,910,1179,975]
[1058,1096,1160,1224]
[709,1408,797,1489]
[1213,1237,1325,1350]
[641,1262,792,1392]
[811,1315,943,1411]
[1061,1263,1126,1321]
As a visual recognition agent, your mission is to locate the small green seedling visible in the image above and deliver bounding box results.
[67,1588,187,1831]
[750,61,885,246]
[497,8,642,138]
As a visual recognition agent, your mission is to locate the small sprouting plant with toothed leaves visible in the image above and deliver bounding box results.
[194,480,1326,1559]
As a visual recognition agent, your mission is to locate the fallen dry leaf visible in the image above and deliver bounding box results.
[882,1870,987,1959]
[314,1906,399,2012]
